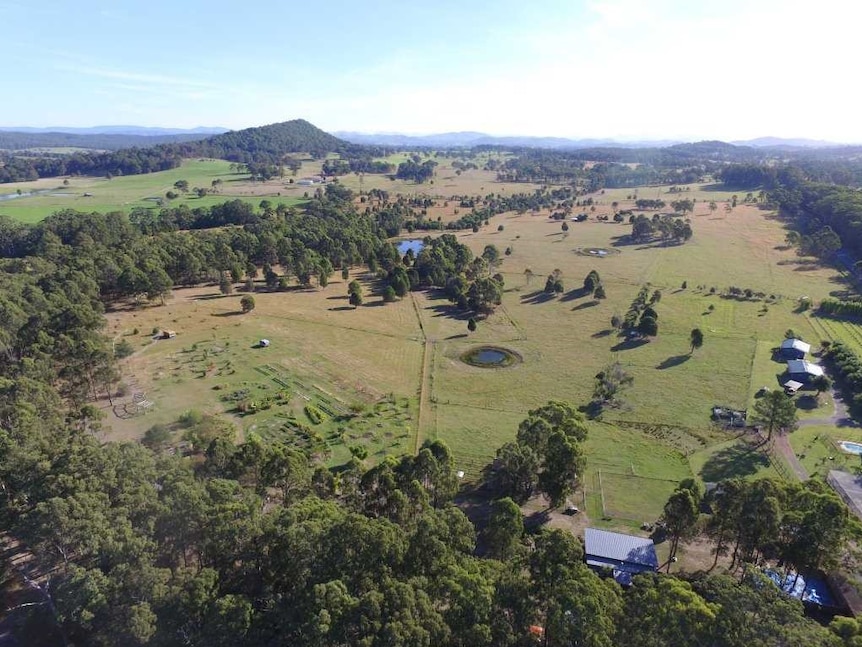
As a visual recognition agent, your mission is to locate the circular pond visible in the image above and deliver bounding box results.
[461,346,522,368]
[574,247,621,258]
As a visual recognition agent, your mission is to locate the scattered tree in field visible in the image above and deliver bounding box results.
[544,269,564,295]
[467,317,477,333]
[240,294,255,313]
[382,285,396,303]
[341,266,349,280]
[708,201,717,215]
[592,362,634,411]
[638,315,658,337]
[583,270,601,295]
[524,268,535,287]
[562,222,569,233]
[751,390,798,441]
[219,272,233,295]
[681,280,687,289]
[690,328,704,354]
[594,284,606,299]
[611,313,623,330]
[348,280,363,308]
[173,179,189,193]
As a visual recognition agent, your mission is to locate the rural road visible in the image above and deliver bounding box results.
[775,387,858,481]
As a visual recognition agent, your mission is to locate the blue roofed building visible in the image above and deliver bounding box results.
[584,528,659,585]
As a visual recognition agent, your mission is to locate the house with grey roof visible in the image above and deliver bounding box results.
[584,527,659,585]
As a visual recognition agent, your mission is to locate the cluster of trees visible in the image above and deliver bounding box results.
[322,158,394,176]
[820,298,862,317]
[631,213,693,244]
[395,159,438,183]
[0,146,182,183]
[634,198,666,210]
[0,184,402,304]
[620,286,661,337]
[825,342,862,412]
[488,402,588,507]
[411,236,503,313]
[685,477,854,586]
[583,269,605,299]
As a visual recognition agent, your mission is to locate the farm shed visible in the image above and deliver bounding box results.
[779,338,811,360]
[160,330,176,339]
[584,528,658,585]
[259,339,270,347]
[786,359,824,383]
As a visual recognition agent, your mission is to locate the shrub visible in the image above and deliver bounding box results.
[178,409,204,428]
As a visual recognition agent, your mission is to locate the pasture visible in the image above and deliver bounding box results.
[0,159,303,222]
[101,178,850,527]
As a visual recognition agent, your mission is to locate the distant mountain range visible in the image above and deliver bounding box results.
[334,131,685,149]
[336,131,853,150]
[0,125,228,136]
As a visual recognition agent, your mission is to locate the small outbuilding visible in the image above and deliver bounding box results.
[786,359,824,383]
[780,338,811,360]
[584,527,659,585]
[259,339,270,347]
[160,330,177,339]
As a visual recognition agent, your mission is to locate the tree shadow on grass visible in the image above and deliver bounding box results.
[561,287,590,302]
[446,333,469,340]
[700,442,770,482]
[520,290,556,305]
[571,300,599,312]
[328,306,354,312]
[592,329,614,338]
[656,354,691,370]
[610,338,649,352]
[428,303,472,320]
[327,295,348,300]
[211,311,244,317]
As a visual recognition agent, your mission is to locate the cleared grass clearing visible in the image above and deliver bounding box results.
[790,425,862,479]
[0,159,302,222]
[101,174,854,516]
[104,282,424,460]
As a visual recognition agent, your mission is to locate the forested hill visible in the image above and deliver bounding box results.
[0,131,215,151]
[168,118,357,163]
[0,119,358,183]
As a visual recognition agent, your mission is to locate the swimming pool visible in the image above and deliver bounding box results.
[839,441,862,455]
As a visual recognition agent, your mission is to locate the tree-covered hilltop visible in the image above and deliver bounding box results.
[0,119,361,183]
[170,118,356,163]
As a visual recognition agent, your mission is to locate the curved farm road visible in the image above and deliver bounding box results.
[776,387,859,481]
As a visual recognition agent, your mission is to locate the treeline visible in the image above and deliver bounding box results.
[820,299,862,318]
[0,146,183,183]
[825,341,862,411]
[0,185,390,304]
[631,213,693,243]
[322,157,394,176]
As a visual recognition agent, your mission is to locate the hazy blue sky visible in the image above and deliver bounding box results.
[1,0,858,140]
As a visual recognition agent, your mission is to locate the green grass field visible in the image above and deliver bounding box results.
[790,425,862,478]
[0,159,304,222]
[88,167,855,526]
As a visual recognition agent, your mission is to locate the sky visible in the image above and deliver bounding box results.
[1,0,860,141]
